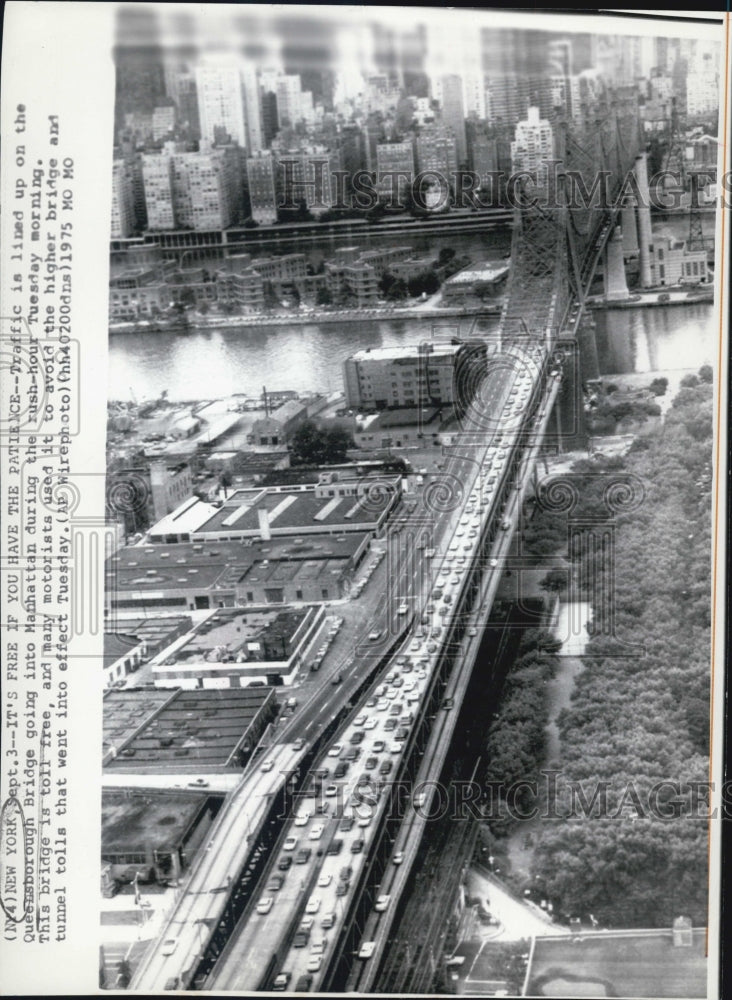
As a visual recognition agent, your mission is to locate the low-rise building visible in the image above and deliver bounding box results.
[103,615,193,688]
[651,236,711,286]
[354,406,442,450]
[343,342,466,411]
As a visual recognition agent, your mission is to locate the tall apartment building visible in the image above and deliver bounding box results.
[172,148,240,229]
[462,71,487,120]
[275,145,340,214]
[415,126,458,178]
[376,140,415,206]
[343,343,465,410]
[195,62,262,153]
[246,152,278,225]
[686,54,719,119]
[111,159,137,238]
[438,74,468,166]
[196,64,247,146]
[485,75,531,129]
[152,104,176,142]
[511,106,554,187]
[142,146,241,230]
[276,74,304,127]
[142,151,176,230]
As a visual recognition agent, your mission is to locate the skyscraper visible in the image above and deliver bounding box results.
[196,64,247,146]
[246,152,278,225]
[511,106,554,186]
[438,74,467,166]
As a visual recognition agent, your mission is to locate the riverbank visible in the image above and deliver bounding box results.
[587,286,714,310]
[108,301,502,335]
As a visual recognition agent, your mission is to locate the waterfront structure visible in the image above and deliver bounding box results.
[250,399,308,446]
[343,343,466,410]
[325,245,413,305]
[511,106,555,187]
[441,262,509,302]
[650,236,711,286]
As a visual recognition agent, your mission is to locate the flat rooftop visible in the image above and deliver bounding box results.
[103,689,174,760]
[104,687,274,772]
[108,532,369,595]
[102,788,209,856]
[443,263,509,285]
[349,343,462,362]
[195,487,389,534]
[174,607,309,663]
[525,930,708,998]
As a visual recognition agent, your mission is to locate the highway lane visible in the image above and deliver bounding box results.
[210,350,546,990]
[134,346,547,991]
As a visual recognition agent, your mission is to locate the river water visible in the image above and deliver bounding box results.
[108,301,717,403]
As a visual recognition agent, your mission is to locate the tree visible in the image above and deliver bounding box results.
[316,285,333,306]
[290,421,354,466]
[438,247,456,266]
[540,567,568,594]
[385,278,408,301]
[698,364,713,384]
[649,377,668,396]
[680,373,699,388]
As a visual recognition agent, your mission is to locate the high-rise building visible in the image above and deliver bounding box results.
[511,106,554,186]
[415,126,458,178]
[276,75,303,127]
[462,71,487,120]
[111,159,136,238]
[246,152,278,225]
[241,66,264,154]
[376,140,415,206]
[438,74,467,166]
[152,104,176,142]
[485,75,531,129]
[142,146,241,230]
[141,151,175,230]
[261,90,279,146]
[196,64,247,146]
[686,54,719,119]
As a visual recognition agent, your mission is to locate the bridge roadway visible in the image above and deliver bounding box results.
[207,346,553,991]
[345,377,562,993]
[130,353,529,993]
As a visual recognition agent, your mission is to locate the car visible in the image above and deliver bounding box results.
[295,848,312,864]
[414,792,427,808]
[295,973,314,991]
[410,640,422,652]
[490,558,498,568]
[315,802,331,815]
[321,912,336,929]
[395,727,409,741]
[354,714,367,726]
[326,839,344,856]
[161,938,179,957]
[344,747,360,761]
[357,814,372,828]
[397,603,409,615]
[443,697,455,710]
[317,873,333,888]
[376,698,389,711]
[327,744,343,757]
[284,836,298,851]
[294,813,310,827]
[389,742,402,754]
[257,897,274,915]
[300,916,315,931]
[334,761,349,779]
[309,824,325,841]
[373,740,385,753]
[306,956,322,974]
[375,894,391,912]
[267,874,285,891]
[364,718,378,730]
[368,630,382,641]
[273,973,291,991]
[293,738,305,751]
[278,855,293,871]
[331,673,343,686]
[350,731,365,744]
[293,930,310,948]
[261,759,275,773]
[339,816,355,832]
[305,897,321,915]
[359,941,377,959]
[365,756,378,770]
[386,689,398,701]
[379,759,393,775]
[468,627,478,637]
[339,865,353,882]
[310,941,326,956]
[431,627,441,638]
[392,851,404,865]
[385,717,397,731]
[392,676,403,688]
[351,839,364,854]
[336,879,350,896]
[501,519,511,530]
[427,642,437,653]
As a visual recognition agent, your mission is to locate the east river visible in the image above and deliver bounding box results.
[108,217,717,403]
[108,301,716,403]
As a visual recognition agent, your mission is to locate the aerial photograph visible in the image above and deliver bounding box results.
[101,6,721,996]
